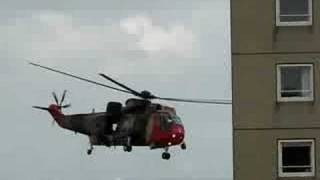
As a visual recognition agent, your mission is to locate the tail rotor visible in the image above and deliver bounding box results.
[54,90,71,110]
[33,90,71,126]
[32,90,71,111]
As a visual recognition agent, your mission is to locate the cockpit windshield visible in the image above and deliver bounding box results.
[167,113,182,124]
[157,112,182,130]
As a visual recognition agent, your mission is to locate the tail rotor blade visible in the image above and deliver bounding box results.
[60,90,67,106]
[61,104,71,108]
[52,92,59,105]
[32,106,49,111]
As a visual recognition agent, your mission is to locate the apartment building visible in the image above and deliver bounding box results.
[231,0,320,179]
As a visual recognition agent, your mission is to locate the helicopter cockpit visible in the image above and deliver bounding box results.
[158,111,182,130]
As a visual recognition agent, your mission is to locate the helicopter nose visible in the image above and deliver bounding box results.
[171,125,184,142]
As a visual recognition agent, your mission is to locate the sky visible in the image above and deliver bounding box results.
[0,0,231,179]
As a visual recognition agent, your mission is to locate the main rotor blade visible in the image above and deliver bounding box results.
[52,92,59,105]
[99,73,142,98]
[30,62,231,105]
[156,97,232,105]
[29,62,132,95]
[60,90,67,106]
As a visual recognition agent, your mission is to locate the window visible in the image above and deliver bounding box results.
[278,139,315,177]
[276,0,313,26]
[277,64,313,102]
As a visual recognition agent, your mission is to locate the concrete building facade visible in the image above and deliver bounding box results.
[231,0,320,179]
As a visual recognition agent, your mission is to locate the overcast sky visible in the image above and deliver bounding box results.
[0,0,231,179]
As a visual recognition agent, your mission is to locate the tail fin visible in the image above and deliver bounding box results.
[33,90,70,127]
[33,104,65,126]
[47,104,65,126]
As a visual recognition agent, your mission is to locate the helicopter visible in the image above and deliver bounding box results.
[30,62,231,160]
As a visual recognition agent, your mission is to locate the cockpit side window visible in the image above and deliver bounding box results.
[159,113,170,130]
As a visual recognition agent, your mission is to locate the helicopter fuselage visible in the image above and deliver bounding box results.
[46,103,185,151]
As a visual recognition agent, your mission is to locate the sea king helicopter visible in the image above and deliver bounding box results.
[30,62,231,160]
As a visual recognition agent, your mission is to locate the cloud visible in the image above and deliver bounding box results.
[1,11,139,61]
[1,12,199,75]
[120,15,195,57]
[4,12,195,62]
[29,12,117,57]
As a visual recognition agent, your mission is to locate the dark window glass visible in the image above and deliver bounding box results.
[281,142,312,173]
[282,146,310,166]
[283,167,311,172]
[280,66,311,98]
[280,0,309,15]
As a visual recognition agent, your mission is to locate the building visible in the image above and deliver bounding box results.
[231,0,320,179]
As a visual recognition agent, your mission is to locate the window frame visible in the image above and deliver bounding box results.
[276,0,313,26]
[276,64,314,102]
[278,139,315,177]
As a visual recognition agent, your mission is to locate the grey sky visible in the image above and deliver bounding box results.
[1,0,231,179]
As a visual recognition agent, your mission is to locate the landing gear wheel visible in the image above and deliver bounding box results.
[126,146,132,152]
[162,152,170,160]
[181,143,187,150]
[123,136,132,152]
[87,149,92,155]
[123,146,132,152]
